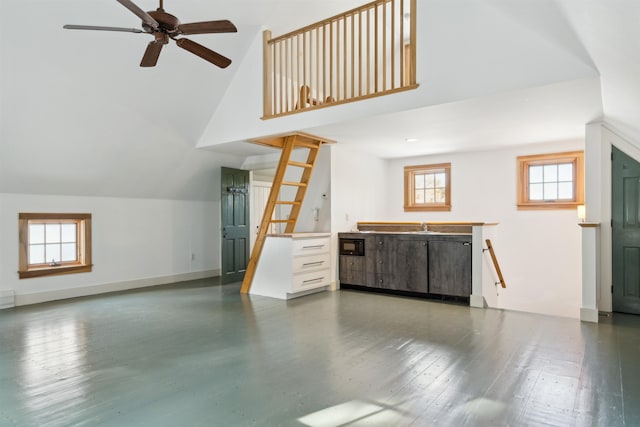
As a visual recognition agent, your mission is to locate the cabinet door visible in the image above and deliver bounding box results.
[374,236,395,272]
[361,236,394,289]
[339,256,367,285]
[395,238,429,293]
[428,240,472,296]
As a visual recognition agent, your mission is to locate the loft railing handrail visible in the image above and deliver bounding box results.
[269,0,397,44]
[485,239,506,288]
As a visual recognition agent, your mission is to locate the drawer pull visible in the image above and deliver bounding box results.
[302,244,325,249]
[303,277,325,284]
[302,261,324,267]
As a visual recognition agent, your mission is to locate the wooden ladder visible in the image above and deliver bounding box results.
[240,132,333,294]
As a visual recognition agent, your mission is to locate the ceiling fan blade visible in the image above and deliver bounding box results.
[63,24,145,33]
[116,0,159,30]
[140,41,165,67]
[175,38,232,68]
[177,20,237,35]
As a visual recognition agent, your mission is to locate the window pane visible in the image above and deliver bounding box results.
[424,173,434,188]
[414,174,425,190]
[529,183,543,200]
[543,164,558,183]
[29,244,45,264]
[558,182,573,200]
[544,183,558,200]
[529,166,543,184]
[46,244,61,264]
[61,224,77,243]
[29,224,45,244]
[415,190,424,204]
[425,190,435,204]
[61,243,77,262]
[434,172,445,187]
[558,163,573,182]
[46,224,61,243]
[435,188,445,203]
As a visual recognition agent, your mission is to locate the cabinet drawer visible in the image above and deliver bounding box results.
[339,256,365,272]
[293,253,330,273]
[292,237,330,256]
[292,269,331,291]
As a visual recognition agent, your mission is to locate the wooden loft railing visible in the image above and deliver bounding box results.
[262,0,418,118]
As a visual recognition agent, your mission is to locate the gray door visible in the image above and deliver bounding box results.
[612,147,640,314]
[221,167,250,284]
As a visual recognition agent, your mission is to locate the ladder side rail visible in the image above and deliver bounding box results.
[241,135,298,293]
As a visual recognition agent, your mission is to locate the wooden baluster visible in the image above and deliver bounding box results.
[410,0,417,85]
[383,0,387,91]
[400,0,404,86]
[391,0,395,90]
[263,30,273,117]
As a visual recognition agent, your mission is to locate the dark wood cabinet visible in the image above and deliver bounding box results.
[370,235,395,289]
[394,238,429,293]
[338,255,367,285]
[428,240,471,296]
[338,232,471,298]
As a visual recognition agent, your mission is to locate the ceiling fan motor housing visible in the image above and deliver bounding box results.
[145,9,180,33]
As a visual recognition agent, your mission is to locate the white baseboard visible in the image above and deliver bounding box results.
[580,307,599,323]
[13,269,220,307]
[0,290,16,309]
[470,294,487,308]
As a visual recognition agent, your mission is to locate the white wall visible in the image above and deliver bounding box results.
[296,145,332,233]
[0,193,220,306]
[330,144,389,233]
[384,141,584,318]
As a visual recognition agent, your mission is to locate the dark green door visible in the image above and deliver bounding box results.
[221,167,250,284]
[612,146,640,314]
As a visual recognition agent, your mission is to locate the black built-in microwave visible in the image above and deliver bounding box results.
[339,238,365,256]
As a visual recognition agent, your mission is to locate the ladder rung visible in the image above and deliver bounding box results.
[287,161,313,169]
[294,140,321,149]
[282,181,307,187]
[270,219,295,223]
[276,201,301,205]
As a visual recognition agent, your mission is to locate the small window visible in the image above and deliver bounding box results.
[19,213,92,279]
[404,163,451,211]
[517,151,584,209]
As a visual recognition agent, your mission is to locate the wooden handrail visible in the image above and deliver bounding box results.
[485,239,506,288]
[263,0,418,118]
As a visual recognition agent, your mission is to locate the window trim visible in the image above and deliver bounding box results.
[404,163,451,212]
[516,151,584,210]
[18,213,92,279]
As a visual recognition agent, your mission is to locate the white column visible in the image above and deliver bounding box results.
[470,225,486,308]
[579,223,600,322]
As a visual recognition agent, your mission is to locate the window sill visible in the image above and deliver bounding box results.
[19,264,93,279]
[404,205,451,212]
[517,202,581,210]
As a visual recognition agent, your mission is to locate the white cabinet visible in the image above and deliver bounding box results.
[250,233,332,300]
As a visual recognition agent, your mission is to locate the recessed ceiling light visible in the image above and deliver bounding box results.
[405,138,419,142]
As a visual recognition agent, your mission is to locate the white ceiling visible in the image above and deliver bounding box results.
[1,0,639,199]
[307,78,602,159]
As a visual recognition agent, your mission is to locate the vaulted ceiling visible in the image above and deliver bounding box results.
[1,0,639,200]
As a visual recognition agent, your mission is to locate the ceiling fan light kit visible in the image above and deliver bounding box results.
[63,0,237,68]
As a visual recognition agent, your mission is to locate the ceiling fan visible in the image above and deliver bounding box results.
[63,0,237,68]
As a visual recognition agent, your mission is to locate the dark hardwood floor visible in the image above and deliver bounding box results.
[0,278,638,426]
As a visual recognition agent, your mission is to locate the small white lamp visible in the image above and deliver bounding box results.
[577,205,586,222]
